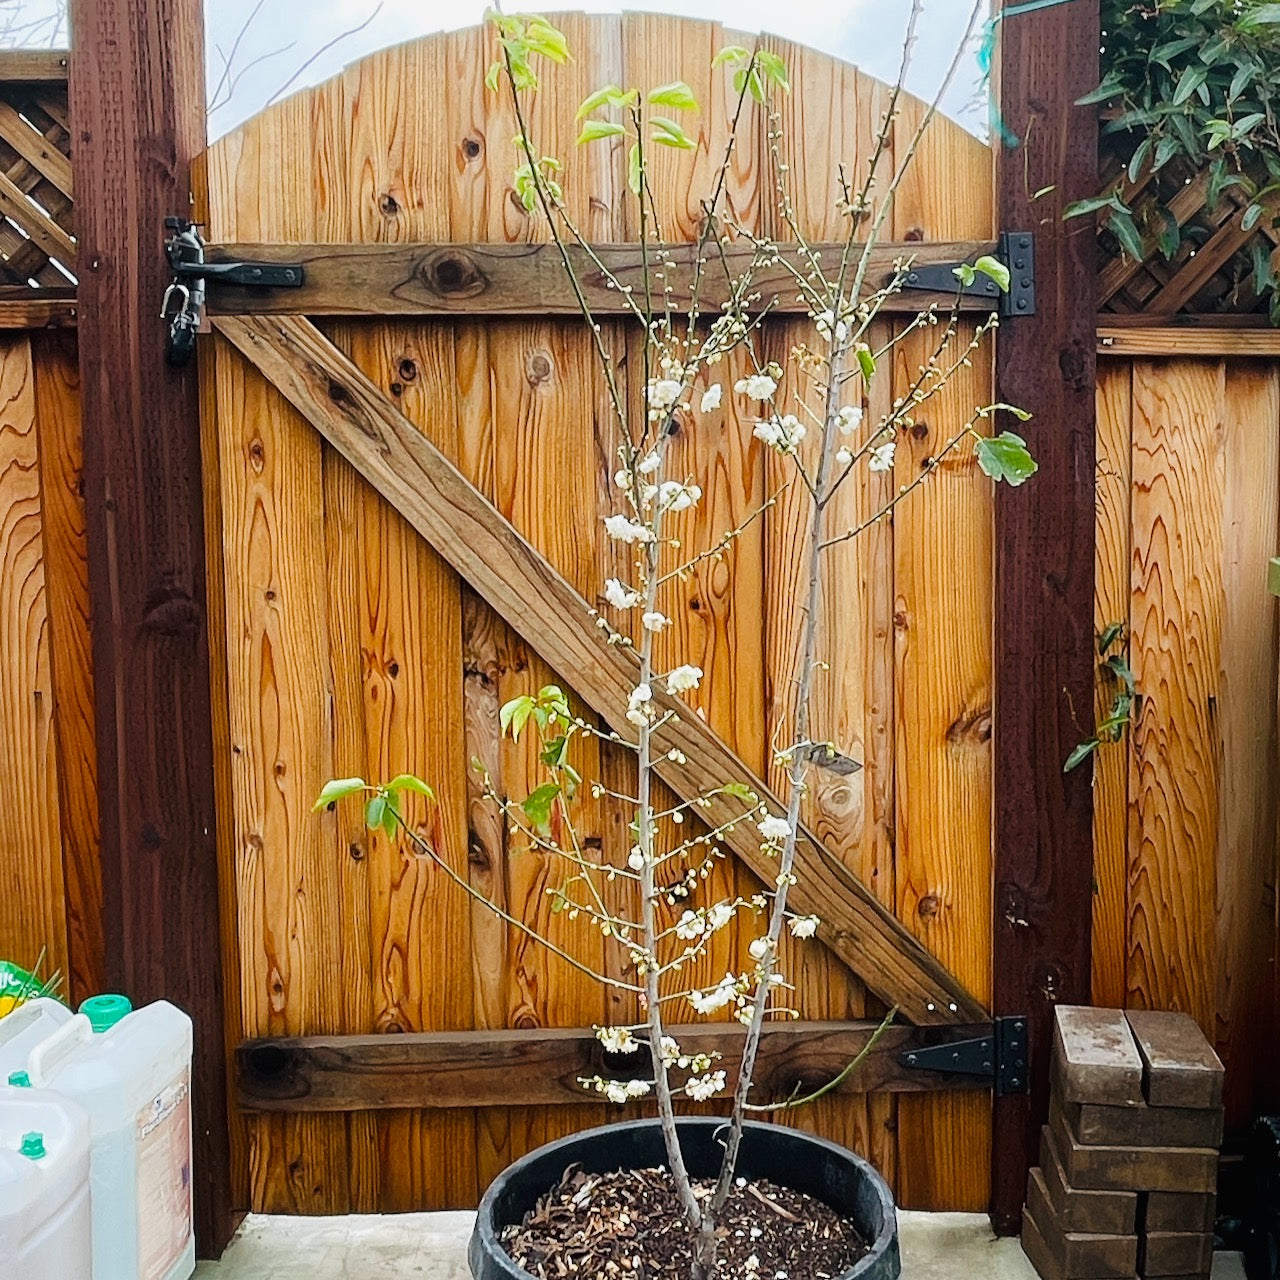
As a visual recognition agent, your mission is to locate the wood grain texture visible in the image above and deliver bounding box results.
[891,89,996,1212]
[1128,359,1223,1033]
[68,0,235,1252]
[29,331,100,1004]
[1212,363,1278,1126]
[992,0,1099,1233]
[1098,326,1280,357]
[0,333,68,982]
[1091,361,1131,1010]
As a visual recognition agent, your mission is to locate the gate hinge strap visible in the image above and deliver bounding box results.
[899,1015,1029,1095]
[894,230,1036,319]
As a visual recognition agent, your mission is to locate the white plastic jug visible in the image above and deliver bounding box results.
[28,997,195,1280]
[0,1083,93,1280]
[0,997,73,1085]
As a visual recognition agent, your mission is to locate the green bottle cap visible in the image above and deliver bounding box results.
[7,1070,29,1087]
[79,993,132,1033]
[19,1132,45,1160]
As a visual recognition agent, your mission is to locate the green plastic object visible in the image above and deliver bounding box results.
[79,993,132,1033]
[19,1132,45,1160]
[1269,556,1280,599]
[7,1071,29,1087]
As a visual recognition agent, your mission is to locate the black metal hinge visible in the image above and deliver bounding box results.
[160,218,305,367]
[900,1016,1029,1095]
[896,231,1036,319]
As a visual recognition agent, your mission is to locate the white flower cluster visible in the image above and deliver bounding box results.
[604,578,640,610]
[656,479,701,512]
[642,611,670,632]
[647,377,683,420]
[688,972,743,1015]
[581,1075,652,1105]
[868,440,896,472]
[594,1025,640,1054]
[675,901,736,941]
[683,1070,727,1102]
[627,682,654,728]
[836,404,864,435]
[753,414,806,455]
[735,373,778,401]
[700,384,723,413]
[604,514,654,544]
[757,814,792,844]
[666,664,703,695]
[788,914,820,939]
[812,302,857,344]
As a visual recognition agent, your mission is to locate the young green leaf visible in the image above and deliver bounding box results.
[575,84,634,120]
[712,44,751,69]
[576,119,625,146]
[1063,739,1100,774]
[500,694,535,740]
[856,345,877,382]
[525,17,570,64]
[521,782,561,832]
[365,793,387,831]
[974,254,1011,292]
[976,432,1039,486]
[648,80,699,112]
[628,142,641,195]
[755,50,790,93]
[1106,208,1145,262]
[721,781,758,802]
[650,116,697,150]
[386,774,435,801]
[313,776,367,811]
[1097,621,1125,656]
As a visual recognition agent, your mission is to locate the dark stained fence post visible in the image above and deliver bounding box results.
[68,0,237,1257]
[992,0,1101,1234]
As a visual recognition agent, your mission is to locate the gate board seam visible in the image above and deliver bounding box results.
[212,312,988,1028]
[235,1021,994,1111]
[201,240,998,317]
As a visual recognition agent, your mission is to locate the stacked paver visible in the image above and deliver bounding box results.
[1021,1006,1224,1280]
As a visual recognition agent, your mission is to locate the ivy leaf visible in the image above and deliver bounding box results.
[648,80,699,111]
[485,61,503,94]
[1063,739,1100,774]
[521,783,561,832]
[976,432,1039,486]
[386,774,435,801]
[313,777,366,811]
[576,119,625,146]
[974,254,1011,292]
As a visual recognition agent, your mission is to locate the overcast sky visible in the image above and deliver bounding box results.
[1,0,989,138]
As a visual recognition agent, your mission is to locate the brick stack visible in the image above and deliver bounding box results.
[1021,1006,1224,1280]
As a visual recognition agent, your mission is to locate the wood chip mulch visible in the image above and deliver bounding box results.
[500,1164,869,1279]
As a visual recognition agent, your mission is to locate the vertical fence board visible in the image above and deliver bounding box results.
[1128,359,1223,1032]
[0,333,68,984]
[1092,362,1132,1009]
[890,96,995,1214]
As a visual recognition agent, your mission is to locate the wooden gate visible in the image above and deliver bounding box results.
[197,17,999,1213]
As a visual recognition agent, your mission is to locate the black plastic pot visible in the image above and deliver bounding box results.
[468,1117,901,1280]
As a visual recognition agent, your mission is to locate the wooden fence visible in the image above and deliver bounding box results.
[0,19,1276,1229]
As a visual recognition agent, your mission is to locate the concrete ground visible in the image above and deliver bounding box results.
[195,1211,1250,1279]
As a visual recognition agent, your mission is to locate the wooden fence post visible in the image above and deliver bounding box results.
[991,0,1101,1234]
[68,0,236,1257]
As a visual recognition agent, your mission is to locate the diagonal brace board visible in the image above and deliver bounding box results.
[213,314,988,1027]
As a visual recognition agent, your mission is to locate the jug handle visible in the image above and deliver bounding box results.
[28,1013,92,1086]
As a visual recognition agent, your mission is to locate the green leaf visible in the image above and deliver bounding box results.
[1172,66,1208,106]
[1107,208,1146,262]
[755,50,790,93]
[856,345,876,381]
[365,793,387,831]
[1128,136,1153,185]
[648,80,698,111]
[386,774,435,801]
[380,797,400,842]
[575,84,630,120]
[1063,193,1123,219]
[485,61,503,94]
[974,254,1011,292]
[1076,75,1124,107]
[313,777,367,811]
[521,783,561,832]
[576,119,625,145]
[721,781,758,802]
[953,263,976,287]
[500,695,535,740]
[1153,206,1180,260]
[1149,36,1199,68]
[650,116,697,150]
[628,142,641,195]
[1243,201,1264,232]
[976,432,1039,486]
[1097,622,1125,656]
[712,44,751,69]
[1063,739,1100,774]
[1239,3,1280,29]
[524,17,570,64]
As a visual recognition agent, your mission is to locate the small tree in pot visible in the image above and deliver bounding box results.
[319,4,1033,1276]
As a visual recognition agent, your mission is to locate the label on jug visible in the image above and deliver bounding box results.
[136,1066,192,1280]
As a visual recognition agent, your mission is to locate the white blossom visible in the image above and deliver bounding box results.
[748,937,771,961]
[675,910,704,941]
[666,665,703,695]
[614,469,631,490]
[813,310,849,344]
[627,682,654,727]
[788,915,820,939]
[734,373,778,401]
[595,1026,639,1054]
[869,440,896,473]
[700,384,723,413]
[637,451,662,475]
[647,378,683,412]
[642,611,670,632]
[604,514,654,544]
[658,480,702,513]
[684,1070,727,1102]
[628,847,646,871]
[659,1036,682,1066]
[753,414,806,455]
[604,578,641,610]
[836,404,864,435]
[707,901,735,932]
[835,447,853,466]
[689,973,738,1014]
[595,1077,652,1104]
[758,814,793,843]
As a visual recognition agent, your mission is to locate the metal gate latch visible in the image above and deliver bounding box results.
[900,1016,1029,1096]
[161,218,305,367]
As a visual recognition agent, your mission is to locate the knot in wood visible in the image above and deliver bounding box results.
[461,135,483,160]
[378,192,400,217]
[917,893,941,920]
[420,249,488,300]
[525,348,555,386]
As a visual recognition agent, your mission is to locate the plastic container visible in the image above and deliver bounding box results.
[0,997,74,1085]
[27,997,195,1280]
[0,1083,93,1280]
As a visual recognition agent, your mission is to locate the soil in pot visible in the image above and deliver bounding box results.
[501,1163,869,1280]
